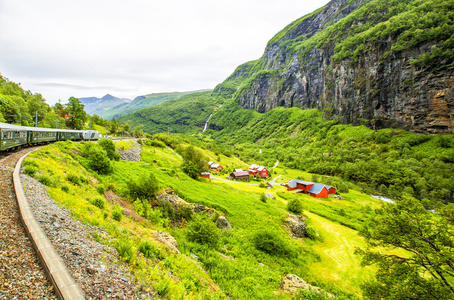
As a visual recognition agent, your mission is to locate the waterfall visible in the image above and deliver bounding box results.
[201,113,213,133]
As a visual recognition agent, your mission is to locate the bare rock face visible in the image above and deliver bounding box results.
[216,0,454,134]
[285,213,307,239]
[215,216,232,230]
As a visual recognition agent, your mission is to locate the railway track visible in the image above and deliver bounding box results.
[0,147,57,299]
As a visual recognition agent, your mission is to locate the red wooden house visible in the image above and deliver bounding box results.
[285,180,336,198]
[200,172,210,179]
[248,164,269,178]
[208,161,223,172]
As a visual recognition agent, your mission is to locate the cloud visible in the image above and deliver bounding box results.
[0,0,330,105]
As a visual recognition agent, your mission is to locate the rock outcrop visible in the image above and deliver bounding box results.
[215,216,232,230]
[280,274,334,297]
[215,0,454,134]
[284,213,307,238]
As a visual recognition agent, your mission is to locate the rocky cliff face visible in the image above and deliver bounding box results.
[216,0,454,134]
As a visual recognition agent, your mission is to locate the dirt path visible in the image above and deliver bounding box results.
[0,147,57,299]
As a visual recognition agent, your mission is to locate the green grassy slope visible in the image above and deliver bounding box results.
[117,91,224,135]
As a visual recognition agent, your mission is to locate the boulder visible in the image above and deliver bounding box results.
[265,193,276,200]
[280,274,334,297]
[153,231,179,254]
[216,216,232,230]
[285,213,307,238]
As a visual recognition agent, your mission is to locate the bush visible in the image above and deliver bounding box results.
[112,204,123,221]
[138,240,165,259]
[97,184,106,194]
[79,176,88,184]
[187,213,221,249]
[260,193,267,203]
[114,235,135,263]
[66,173,80,185]
[252,230,297,257]
[305,226,318,240]
[98,138,120,161]
[88,145,113,174]
[92,197,106,209]
[61,184,69,193]
[288,198,303,214]
[128,172,159,200]
[38,175,55,187]
[23,165,38,176]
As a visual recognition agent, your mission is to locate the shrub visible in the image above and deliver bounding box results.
[260,193,267,203]
[38,175,55,187]
[61,184,69,193]
[305,226,318,240]
[114,235,135,263]
[259,182,266,188]
[97,184,106,194]
[92,197,106,209]
[128,172,159,200]
[88,145,113,174]
[252,230,297,257]
[23,165,38,176]
[79,176,88,184]
[138,240,165,259]
[187,213,221,249]
[288,198,303,214]
[112,204,123,221]
[66,173,80,185]
[98,138,120,161]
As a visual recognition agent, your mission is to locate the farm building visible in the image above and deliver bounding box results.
[285,180,336,198]
[208,161,223,171]
[248,164,269,178]
[200,172,210,179]
[230,170,250,181]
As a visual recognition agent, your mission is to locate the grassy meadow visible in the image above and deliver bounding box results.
[20,137,397,299]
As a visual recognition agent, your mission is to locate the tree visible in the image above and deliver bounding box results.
[134,125,143,137]
[357,198,454,299]
[87,145,113,174]
[65,97,87,129]
[98,138,120,161]
[181,145,208,179]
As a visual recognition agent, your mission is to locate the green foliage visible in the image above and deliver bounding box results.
[87,145,113,174]
[23,165,38,176]
[288,198,303,214]
[358,199,454,299]
[91,197,106,209]
[138,240,165,259]
[61,184,69,193]
[66,173,80,185]
[96,184,106,194]
[260,193,267,203]
[186,213,221,249]
[180,145,208,179]
[65,97,87,130]
[128,172,159,200]
[112,204,123,221]
[114,235,135,263]
[38,174,55,187]
[98,138,120,161]
[252,230,297,258]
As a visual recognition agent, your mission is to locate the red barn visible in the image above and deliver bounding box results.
[210,163,223,171]
[248,164,260,175]
[200,172,210,179]
[285,180,314,191]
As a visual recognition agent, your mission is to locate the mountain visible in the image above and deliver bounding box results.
[79,94,131,117]
[80,91,208,120]
[215,0,454,134]
[100,90,209,120]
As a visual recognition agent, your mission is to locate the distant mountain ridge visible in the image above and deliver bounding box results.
[80,90,209,120]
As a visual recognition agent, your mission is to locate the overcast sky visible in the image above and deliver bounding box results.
[0,0,330,105]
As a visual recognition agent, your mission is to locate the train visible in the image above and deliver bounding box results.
[0,122,100,152]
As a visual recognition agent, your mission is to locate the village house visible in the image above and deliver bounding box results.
[285,180,336,198]
[248,164,269,178]
[200,172,210,179]
[208,161,223,171]
[230,170,250,181]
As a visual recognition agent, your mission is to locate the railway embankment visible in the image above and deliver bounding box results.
[0,147,57,299]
